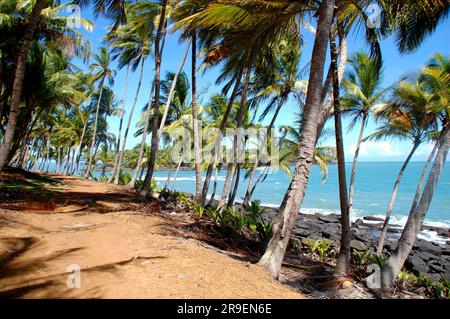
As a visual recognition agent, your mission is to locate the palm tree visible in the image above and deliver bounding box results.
[369,81,438,255]
[140,0,169,196]
[341,51,386,214]
[178,0,335,276]
[85,47,116,177]
[379,53,449,288]
[106,6,154,184]
[329,27,351,275]
[0,0,93,171]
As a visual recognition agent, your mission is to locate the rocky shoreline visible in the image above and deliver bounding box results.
[262,207,450,280]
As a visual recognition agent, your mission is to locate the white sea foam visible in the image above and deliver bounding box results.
[154,176,227,182]
[258,202,449,245]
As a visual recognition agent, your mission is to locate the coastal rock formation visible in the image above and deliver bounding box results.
[264,208,450,279]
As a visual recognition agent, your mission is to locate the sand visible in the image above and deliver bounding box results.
[0,175,302,299]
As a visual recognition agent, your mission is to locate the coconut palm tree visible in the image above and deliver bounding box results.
[140,0,168,196]
[105,6,154,184]
[341,51,387,214]
[379,53,449,288]
[0,0,93,171]
[368,81,438,255]
[84,47,116,177]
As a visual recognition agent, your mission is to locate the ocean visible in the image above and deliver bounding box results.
[152,162,450,231]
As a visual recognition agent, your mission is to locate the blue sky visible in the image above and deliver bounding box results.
[70,4,450,162]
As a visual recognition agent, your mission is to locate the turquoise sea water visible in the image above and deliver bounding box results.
[151,162,450,227]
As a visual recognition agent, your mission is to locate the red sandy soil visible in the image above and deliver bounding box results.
[0,175,302,299]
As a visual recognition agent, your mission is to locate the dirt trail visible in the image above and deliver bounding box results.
[0,176,301,298]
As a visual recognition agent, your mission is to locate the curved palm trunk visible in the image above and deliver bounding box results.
[141,0,168,196]
[171,157,183,191]
[207,162,222,206]
[163,165,173,190]
[158,43,190,138]
[64,147,72,176]
[348,114,367,212]
[409,141,439,214]
[330,31,351,276]
[200,68,245,205]
[376,141,420,255]
[243,154,259,208]
[247,166,270,203]
[0,0,48,171]
[85,76,106,178]
[55,147,61,174]
[109,64,130,182]
[114,60,145,184]
[228,66,251,207]
[75,119,88,176]
[258,0,335,278]
[227,165,241,208]
[129,81,155,187]
[243,92,287,208]
[380,125,449,288]
[192,33,202,200]
[218,164,234,209]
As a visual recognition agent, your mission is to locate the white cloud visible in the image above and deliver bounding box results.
[348,141,403,158]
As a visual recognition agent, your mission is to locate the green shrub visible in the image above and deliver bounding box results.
[98,175,109,183]
[304,237,334,262]
[351,249,372,266]
[118,171,132,185]
[193,201,205,221]
[366,253,388,268]
[434,274,450,298]
[205,205,221,224]
[256,220,273,242]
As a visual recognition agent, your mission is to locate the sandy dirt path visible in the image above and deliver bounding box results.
[0,176,301,298]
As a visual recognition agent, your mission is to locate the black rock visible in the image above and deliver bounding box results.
[350,239,368,251]
[414,239,442,254]
[407,255,429,274]
[354,218,364,226]
[363,216,385,222]
[429,262,445,274]
[318,215,339,223]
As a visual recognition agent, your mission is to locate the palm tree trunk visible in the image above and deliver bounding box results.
[200,67,245,205]
[228,66,251,208]
[64,147,72,176]
[380,125,449,288]
[140,0,168,196]
[409,141,439,215]
[55,147,61,174]
[376,141,420,255]
[192,33,203,200]
[207,162,222,206]
[44,139,50,173]
[129,81,155,187]
[114,60,145,184]
[85,75,106,178]
[227,165,241,208]
[330,30,351,276]
[218,164,234,209]
[75,119,88,176]
[248,166,270,202]
[257,0,335,278]
[0,0,48,171]
[164,165,173,190]
[158,43,190,139]
[129,19,168,188]
[243,153,259,208]
[171,157,183,191]
[348,114,367,213]
[110,64,130,182]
